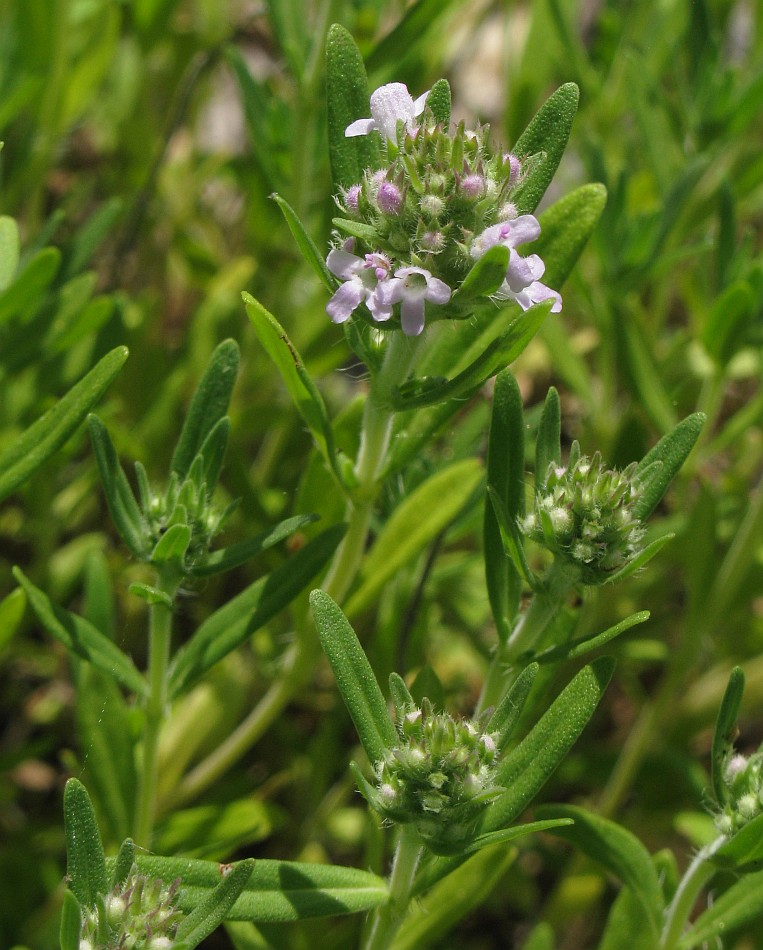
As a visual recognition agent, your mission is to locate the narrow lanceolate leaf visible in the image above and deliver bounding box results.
[599,886,656,950]
[391,302,550,411]
[345,459,484,618]
[0,246,60,324]
[88,414,148,558]
[486,658,615,832]
[0,215,20,290]
[535,804,664,936]
[427,78,451,126]
[453,244,509,302]
[677,868,763,948]
[168,525,345,697]
[484,370,525,639]
[535,387,561,492]
[197,416,231,495]
[190,513,318,577]
[310,590,397,765]
[528,183,607,289]
[633,413,705,520]
[512,83,579,214]
[59,889,82,950]
[464,817,574,855]
[486,663,538,751]
[0,346,128,503]
[171,339,240,479]
[712,813,763,870]
[13,568,148,697]
[0,587,26,652]
[532,611,650,665]
[603,534,675,586]
[712,666,745,805]
[113,855,389,922]
[64,778,108,909]
[150,523,191,565]
[326,24,379,188]
[244,293,342,485]
[175,859,255,948]
[112,838,136,889]
[272,194,334,292]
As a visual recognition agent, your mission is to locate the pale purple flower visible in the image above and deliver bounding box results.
[471,215,562,313]
[377,181,403,214]
[345,83,430,142]
[343,184,361,212]
[380,266,452,336]
[325,245,394,324]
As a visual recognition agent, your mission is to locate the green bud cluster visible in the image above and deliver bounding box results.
[520,450,646,584]
[136,453,235,572]
[79,864,183,949]
[337,116,524,290]
[368,698,502,854]
[715,748,763,836]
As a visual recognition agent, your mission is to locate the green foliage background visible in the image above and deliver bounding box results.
[1,0,762,947]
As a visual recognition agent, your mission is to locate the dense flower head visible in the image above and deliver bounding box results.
[325,82,561,335]
[715,747,763,836]
[520,450,646,584]
[368,698,502,853]
[79,864,183,950]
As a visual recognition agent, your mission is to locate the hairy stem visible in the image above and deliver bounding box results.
[364,827,423,950]
[660,837,723,949]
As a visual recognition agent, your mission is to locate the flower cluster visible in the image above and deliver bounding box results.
[367,698,502,853]
[520,451,646,584]
[326,82,561,336]
[79,864,183,950]
[715,747,763,836]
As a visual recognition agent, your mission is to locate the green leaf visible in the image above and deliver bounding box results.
[76,666,136,842]
[14,567,148,696]
[59,889,82,950]
[702,280,756,366]
[244,293,342,484]
[486,662,538,751]
[197,416,231,495]
[486,658,615,833]
[112,838,136,889]
[0,346,128,503]
[0,587,26,653]
[156,799,282,859]
[522,923,555,950]
[532,611,650,665]
[712,813,763,871]
[464,817,574,855]
[535,387,561,491]
[272,194,334,292]
[128,583,174,608]
[453,244,509,301]
[168,525,345,697]
[345,459,483,618]
[389,671,415,717]
[712,666,745,805]
[190,514,318,578]
[602,534,675,585]
[64,778,108,910]
[175,860,255,948]
[633,413,705,520]
[677,868,763,948]
[325,24,379,188]
[0,215,20,290]
[310,590,397,765]
[512,83,579,214]
[112,854,389,922]
[426,78,451,126]
[484,370,525,639]
[225,45,280,191]
[487,486,539,592]
[150,523,192,565]
[0,246,60,324]
[88,414,148,558]
[528,183,607,288]
[171,339,240,480]
[599,886,656,950]
[535,804,664,936]
[410,664,445,711]
[391,303,550,411]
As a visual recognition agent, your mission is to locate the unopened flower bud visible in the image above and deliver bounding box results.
[344,184,361,212]
[377,181,403,214]
[504,152,522,184]
[420,194,444,218]
[459,173,485,198]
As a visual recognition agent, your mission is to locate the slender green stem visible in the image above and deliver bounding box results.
[134,568,180,846]
[659,837,723,949]
[170,331,421,807]
[364,827,424,950]
[476,560,577,715]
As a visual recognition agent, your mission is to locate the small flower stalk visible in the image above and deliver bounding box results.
[79,864,183,950]
[363,697,503,854]
[520,450,646,584]
[326,81,562,336]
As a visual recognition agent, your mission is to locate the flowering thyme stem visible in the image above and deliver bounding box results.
[134,568,180,847]
[364,826,423,950]
[659,837,724,949]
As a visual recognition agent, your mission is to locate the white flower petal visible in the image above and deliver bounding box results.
[326,280,364,323]
[369,83,417,140]
[508,214,541,246]
[400,297,426,336]
[412,90,431,115]
[345,117,377,138]
[326,248,363,279]
[424,277,452,305]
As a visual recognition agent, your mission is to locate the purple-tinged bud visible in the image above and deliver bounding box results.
[370,169,388,190]
[377,181,403,214]
[498,201,518,220]
[504,152,522,185]
[459,173,485,198]
[420,230,445,252]
[344,184,361,212]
